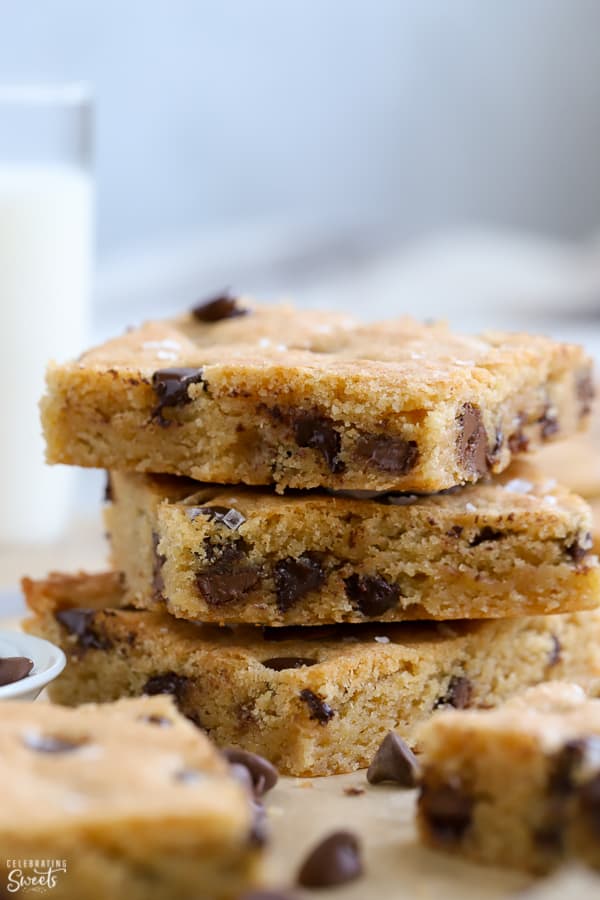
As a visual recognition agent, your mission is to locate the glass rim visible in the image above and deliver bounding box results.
[0,83,92,106]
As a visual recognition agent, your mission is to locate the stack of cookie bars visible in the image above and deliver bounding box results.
[25,295,600,776]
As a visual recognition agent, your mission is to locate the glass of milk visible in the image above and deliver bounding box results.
[0,84,93,542]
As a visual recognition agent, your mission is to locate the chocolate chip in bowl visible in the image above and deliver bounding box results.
[0,631,66,701]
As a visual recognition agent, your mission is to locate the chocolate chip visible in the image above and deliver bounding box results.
[344,574,400,617]
[23,734,87,754]
[191,291,247,322]
[103,472,113,503]
[297,831,363,888]
[0,657,33,687]
[508,413,529,454]
[188,505,246,531]
[419,777,473,842]
[356,434,419,474]
[549,737,600,794]
[223,748,278,797]
[469,527,504,547]
[292,412,345,474]
[143,672,190,702]
[457,403,488,476]
[274,554,325,612]
[151,367,205,425]
[55,608,110,651]
[447,525,463,538]
[533,823,563,851]
[344,786,366,796]
[138,714,173,727]
[539,405,559,440]
[299,689,335,725]
[548,635,561,668]
[579,772,600,833]
[152,531,166,602]
[435,676,473,710]
[577,373,595,417]
[566,534,592,563]
[261,657,318,671]
[196,566,260,606]
[366,732,420,787]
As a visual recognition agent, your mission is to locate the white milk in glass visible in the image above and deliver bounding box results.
[0,164,91,541]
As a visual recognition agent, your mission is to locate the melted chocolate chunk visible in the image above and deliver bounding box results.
[191,291,248,322]
[577,373,595,417]
[261,656,318,671]
[344,574,400,617]
[292,412,345,473]
[223,747,278,797]
[356,435,419,475]
[457,404,488,476]
[188,505,246,531]
[55,608,111,651]
[419,777,473,842]
[274,554,325,612]
[566,534,592,564]
[143,672,190,702]
[196,567,260,605]
[0,657,33,687]
[196,538,259,605]
[24,734,87,754]
[469,527,504,547]
[435,676,473,710]
[152,531,166,602]
[297,831,363,888]
[539,405,560,440]
[103,472,113,503]
[367,732,420,787]
[151,367,205,425]
[299,689,335,725]
[579,772,600,833]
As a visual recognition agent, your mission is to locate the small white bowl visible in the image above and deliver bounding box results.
[0,631,66,701]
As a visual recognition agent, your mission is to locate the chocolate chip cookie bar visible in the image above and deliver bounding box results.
[105,463,600,626]
[42,297,593,493]
[416,682,600,873]
[0,695,264,900]
[23,571,600,777]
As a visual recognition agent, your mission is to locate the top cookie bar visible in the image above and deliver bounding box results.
[42,296,594,492]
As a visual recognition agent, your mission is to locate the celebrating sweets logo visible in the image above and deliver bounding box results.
[5,860,67,894]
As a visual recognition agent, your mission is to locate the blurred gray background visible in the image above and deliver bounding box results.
[2,0,600,259]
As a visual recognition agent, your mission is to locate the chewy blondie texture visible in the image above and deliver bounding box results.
[0,695,263,900]
[106,463,600,626]
[416,682,600,873]
[42,298,593,493]
[23,571,600,777]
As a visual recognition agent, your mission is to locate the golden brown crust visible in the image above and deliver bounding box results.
[23,571,600,777]
[105,462,600,626]
[42,301,593,492]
